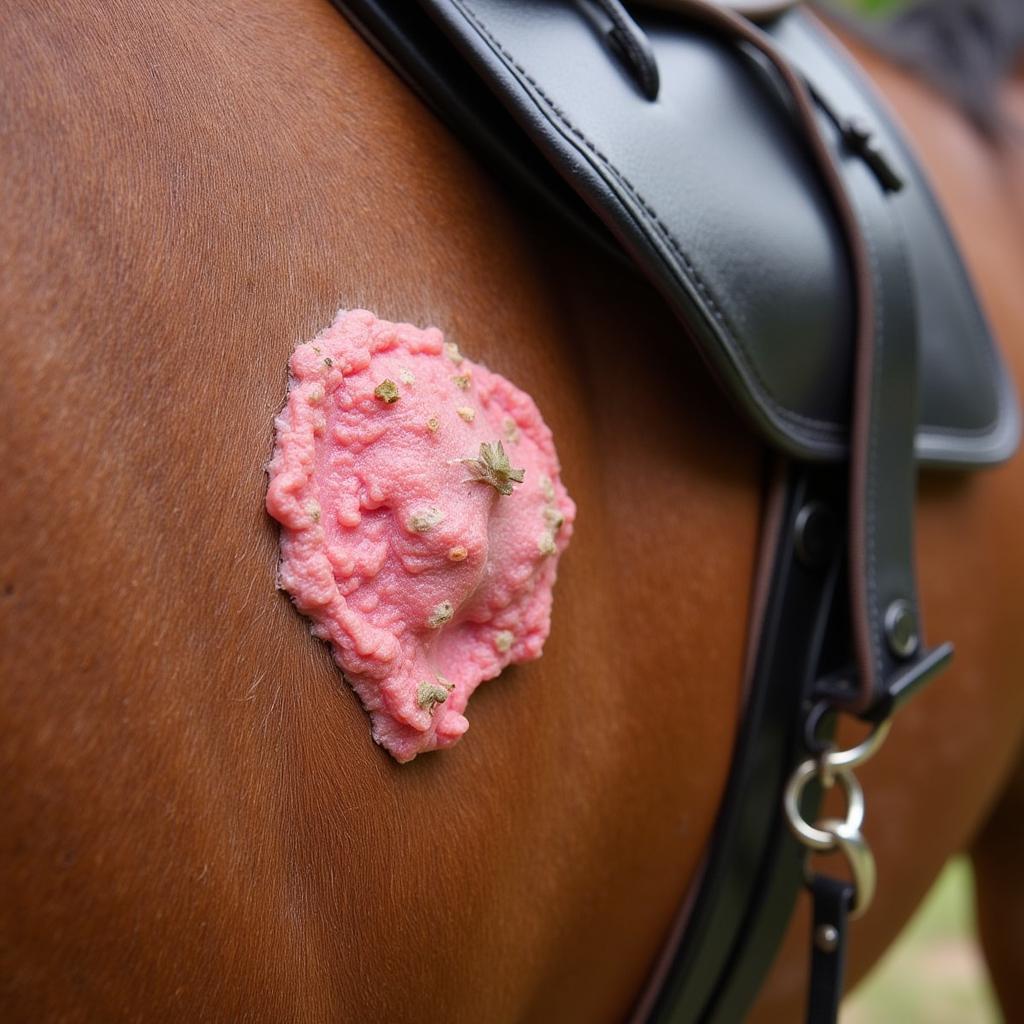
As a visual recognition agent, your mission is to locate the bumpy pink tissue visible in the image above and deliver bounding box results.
[266,309,576,761]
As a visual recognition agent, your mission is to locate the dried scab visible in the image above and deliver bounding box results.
[426,415,441,434]
[444,341,462,363]
[452,374,471,391]
[374,379,400,404]
[308,386,325,406]
[459,440,525,497]
[494,630,514,653]
[323,357,333,368]
[427,601,455,629]
[416,680,451,714]
[447,545,468,562]
[456,406,476,423]
[408,507,444,533]
[543,506,565,530]
[306,501,322,524]
[539,483,565,551]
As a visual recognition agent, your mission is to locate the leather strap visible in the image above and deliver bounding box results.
[806,75,954,715]
[806,875,855,1024]
[650,0,952,714]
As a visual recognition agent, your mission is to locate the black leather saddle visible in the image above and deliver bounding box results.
[328,0,1020,1020]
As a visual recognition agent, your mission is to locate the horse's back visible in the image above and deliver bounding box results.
[2,3,1024,1022]
[1,2,760,1019]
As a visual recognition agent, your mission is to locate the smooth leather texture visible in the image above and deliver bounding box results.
[831,115,930,712]
[337,0,1019,468]
[806,875,854,1024]
[643,0,800,23]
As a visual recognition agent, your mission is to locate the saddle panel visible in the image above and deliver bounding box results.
[336,0,1019,468]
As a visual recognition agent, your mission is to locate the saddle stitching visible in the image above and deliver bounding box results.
[857,190,885,685]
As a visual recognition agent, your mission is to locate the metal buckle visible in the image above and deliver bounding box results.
[783,715,891,919]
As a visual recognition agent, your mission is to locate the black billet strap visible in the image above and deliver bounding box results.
[816,87,952,714]
[801,80,955,713]
[806,875,855,1024]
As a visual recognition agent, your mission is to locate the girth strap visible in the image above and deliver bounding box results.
[629,463,850,1023]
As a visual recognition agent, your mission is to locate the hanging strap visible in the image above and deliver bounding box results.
[806,875,855,1024]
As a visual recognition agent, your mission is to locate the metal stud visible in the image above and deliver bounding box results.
[814,924,839,953]
[884,599,919,659]
[794,501,837,568]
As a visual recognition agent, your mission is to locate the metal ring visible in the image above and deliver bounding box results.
[804,701,893,771]
[829,820,877,919]
[826,717,893,773]
[783,759,865,851]
[804,818,878,920]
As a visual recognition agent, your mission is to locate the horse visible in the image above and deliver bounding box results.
[2,0,1023,1019]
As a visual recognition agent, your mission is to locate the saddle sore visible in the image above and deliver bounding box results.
[330,1,1020,1021]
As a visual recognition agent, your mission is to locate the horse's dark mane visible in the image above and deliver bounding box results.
[827,0,1024,132]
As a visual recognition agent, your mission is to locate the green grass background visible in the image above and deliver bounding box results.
[842,858,1001,1022]
[838,0,908,14]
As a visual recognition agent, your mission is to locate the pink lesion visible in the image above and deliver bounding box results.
[266,309,575,761]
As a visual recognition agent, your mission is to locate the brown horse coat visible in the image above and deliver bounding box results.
[1,2,1023,1020]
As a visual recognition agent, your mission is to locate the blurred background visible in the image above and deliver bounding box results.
[841,0,907,12]
[842,858,1000,1022]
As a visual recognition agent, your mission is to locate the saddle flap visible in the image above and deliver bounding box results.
[337,0,1019,468]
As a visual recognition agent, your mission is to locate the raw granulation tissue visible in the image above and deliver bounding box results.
[266,309,575,762]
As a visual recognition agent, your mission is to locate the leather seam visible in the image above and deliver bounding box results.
[454,0,844,443]
[852,190,884,687]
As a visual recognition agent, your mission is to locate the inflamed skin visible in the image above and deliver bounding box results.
[266,309,576,762]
